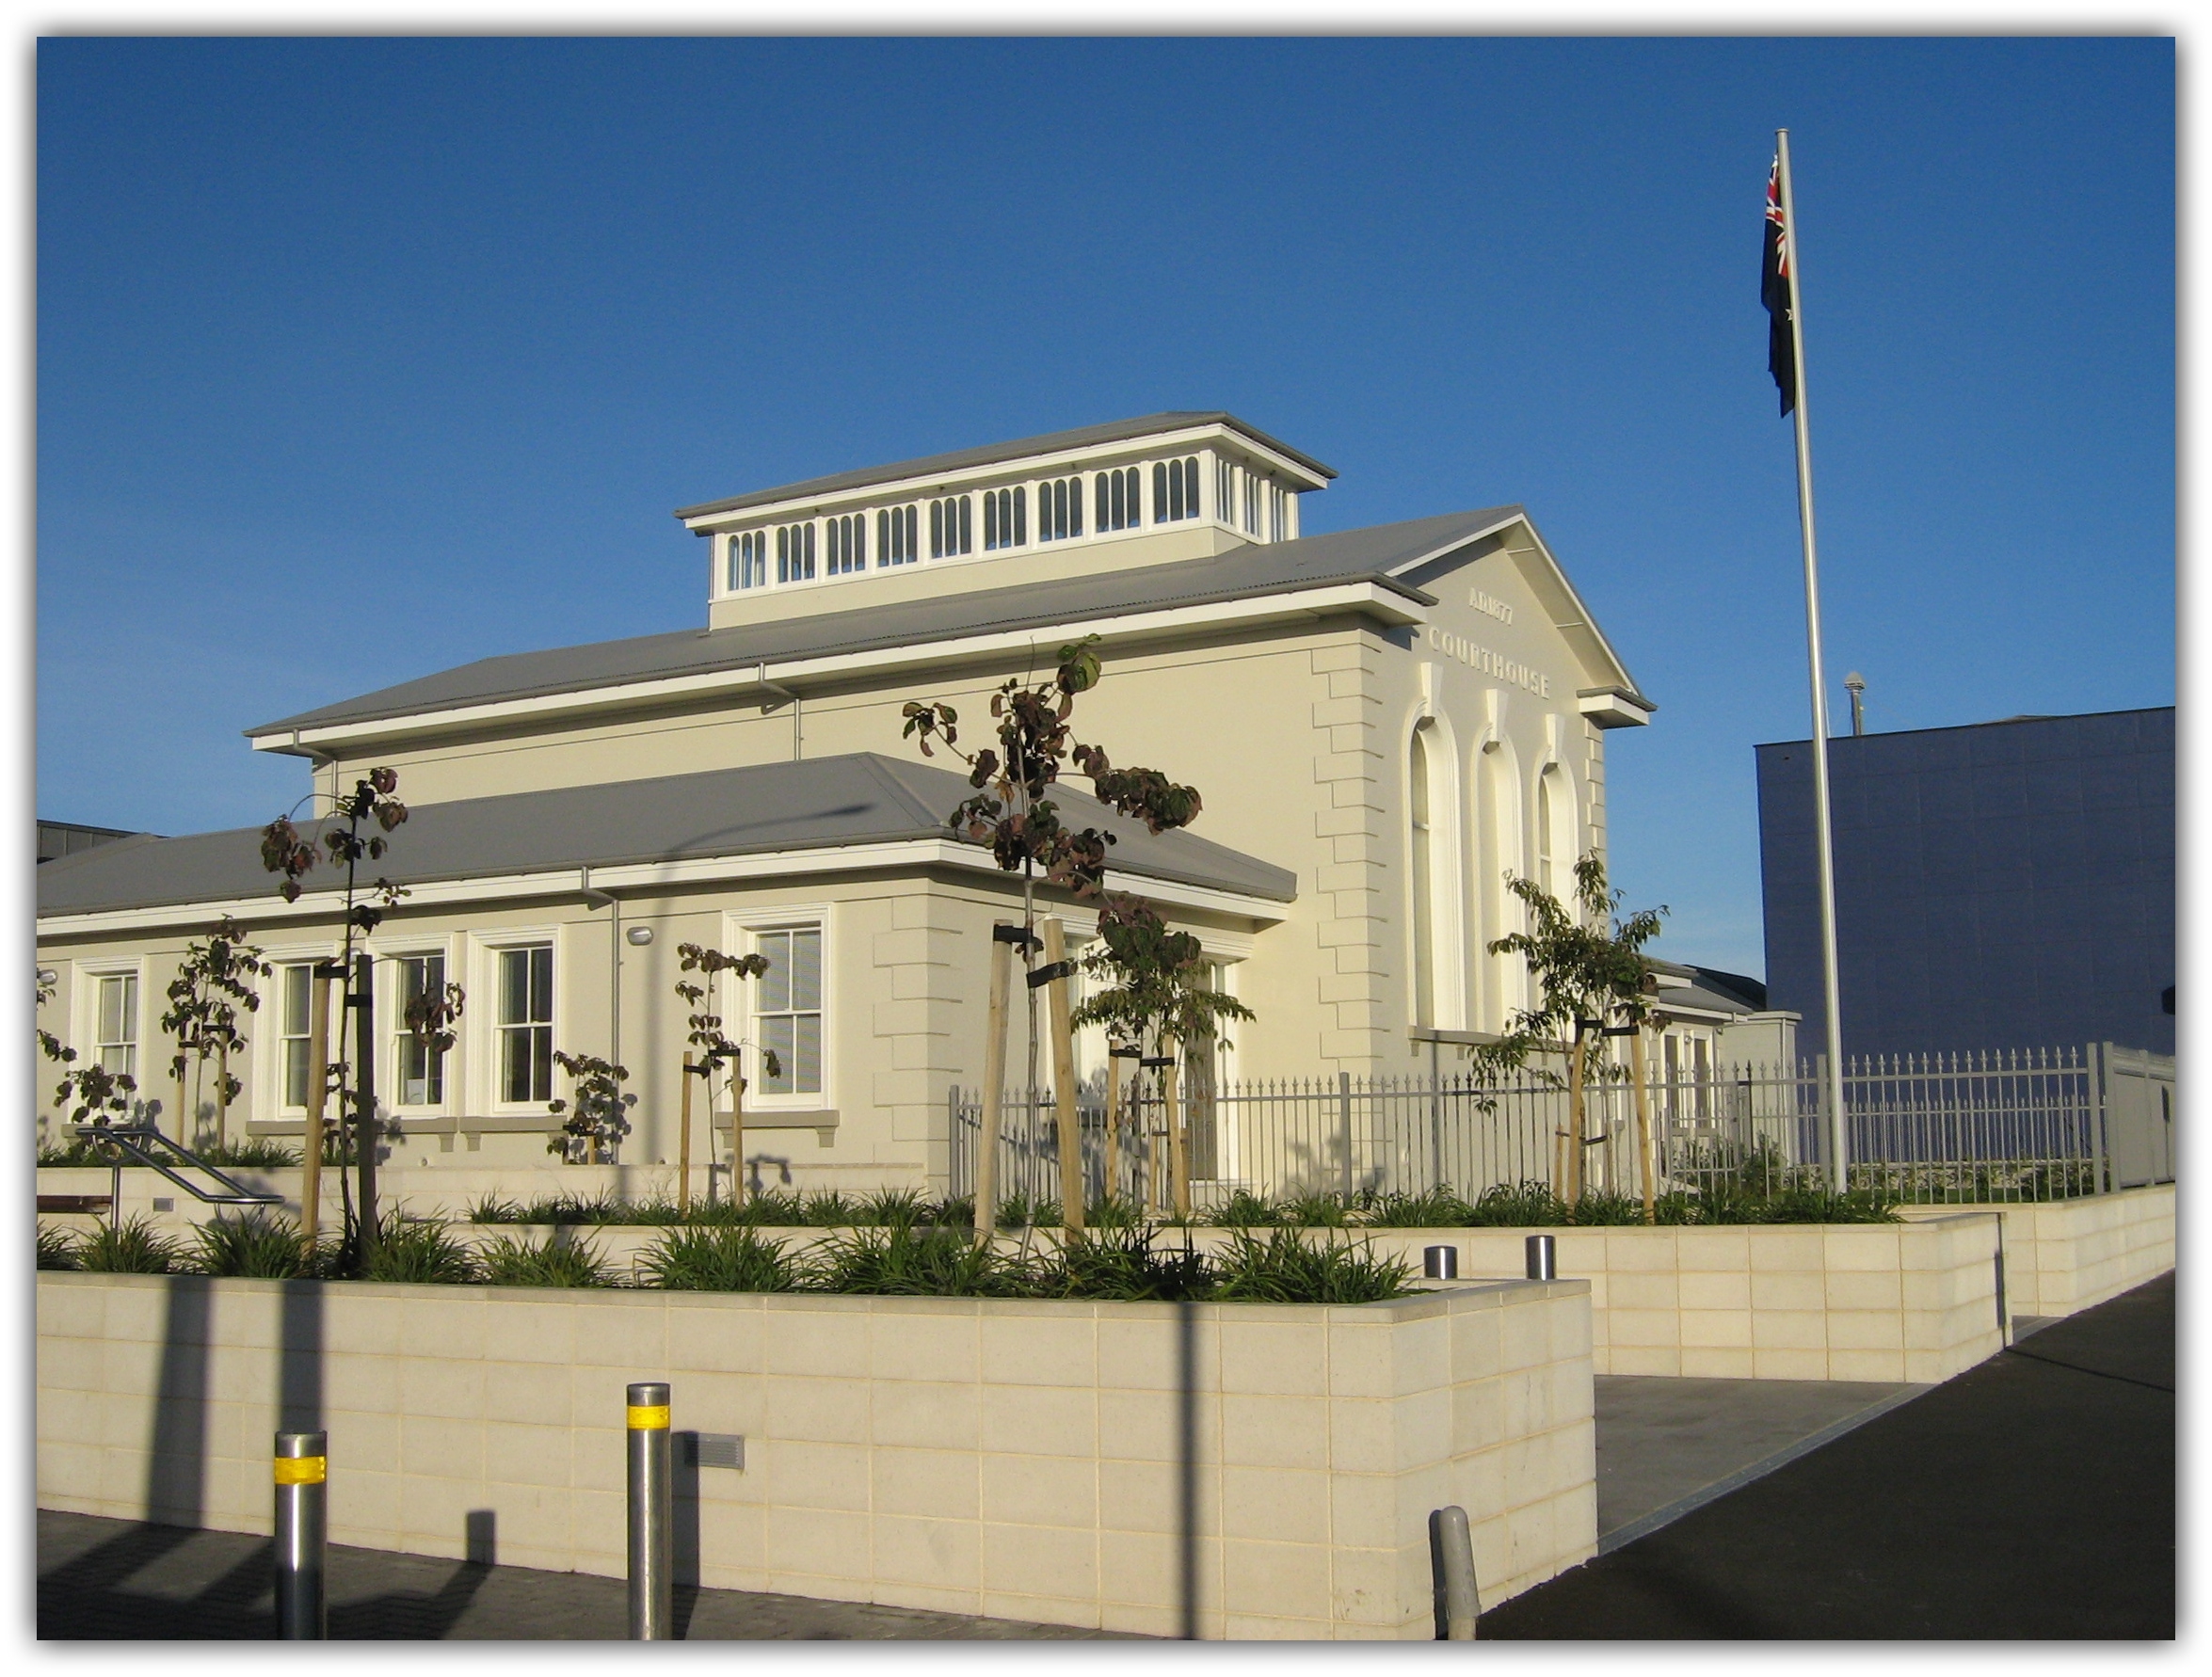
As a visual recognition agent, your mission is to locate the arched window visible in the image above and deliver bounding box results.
[776,522,816,583]
[826,513,866,575]
[876,505,919,567]
[983,487,1026,551]
[930,496,972,558]
[1151,457,1198,523]
[1038,476,1082,542]
[1094,466,1141,532]
[727,530,766,592]
[1480,743,1526,1030]
[1215,458,1234,524]
[1535,764,1578,900]
[1410,724,1436,1028]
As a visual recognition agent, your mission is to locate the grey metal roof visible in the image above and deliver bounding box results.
[248,507,1519,739]
[672,412,1338,520]
[36,752,1298,918]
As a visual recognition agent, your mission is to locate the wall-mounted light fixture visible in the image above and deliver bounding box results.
[38,969,57,985]
[626,926,654,947]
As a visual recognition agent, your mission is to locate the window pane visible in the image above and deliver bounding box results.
[757,931,791,1012]
[790,929,821,1011]
[532,946,553,1022]
[286,1038,310,1109]
[959,497,971,552]
[1013,487,1025,545]
[762,1015,795,1094]
[284,965,309,1037]
[502,949,527,1024]
[533,1026,553,1103]
[794,1014,822,1094]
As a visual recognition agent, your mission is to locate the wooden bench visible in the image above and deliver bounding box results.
[37,1195,113,1215]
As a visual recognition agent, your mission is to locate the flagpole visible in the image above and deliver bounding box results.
[1775,128,1851,1187]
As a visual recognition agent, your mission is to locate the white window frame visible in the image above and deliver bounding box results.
[722,906,833,1110]
[386,942,461,1112]
[474,928,561,1112]
[75,958,147,1087]
[253,942,339,1119]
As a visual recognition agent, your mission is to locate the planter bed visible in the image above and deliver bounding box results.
[37,1270,1593,1638]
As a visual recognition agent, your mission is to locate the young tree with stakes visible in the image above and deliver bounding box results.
[260,767,409,1272]
[547,1052,637,1165]
[1479,854,1665,1208]
[160,917,272,1152]
[672,942,778,1210]
[40,971,141,1135]
[1070,894,1255,1217]
[901,636,1207,1235]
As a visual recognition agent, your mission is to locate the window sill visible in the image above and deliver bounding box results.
[713,1108,838,1131]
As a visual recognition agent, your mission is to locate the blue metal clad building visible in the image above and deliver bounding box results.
[1755,707,2174,1059]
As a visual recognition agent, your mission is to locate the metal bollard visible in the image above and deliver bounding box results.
[1525,1233,1557,1281]
[1423,1244,1459,1280]
[627,1382,674,1639]
[273,1430,328,1639]
[1428,1504,1481,1639]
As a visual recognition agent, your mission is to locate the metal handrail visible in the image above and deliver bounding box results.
[71,1123,286,1214]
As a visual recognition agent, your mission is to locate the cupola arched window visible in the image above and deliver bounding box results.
[877,504,919,567]
[1038,476,1083,542]
[930,496,972,558]
[1095,466,1141,532]
[776,521,816,583]
[983,487,1027,551]
[826,513,866,575]
[1152,456,1198,523]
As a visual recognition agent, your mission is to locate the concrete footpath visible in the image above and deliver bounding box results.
[1483,1270,2176,1639]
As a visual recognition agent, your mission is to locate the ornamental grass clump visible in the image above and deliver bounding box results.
[74,1215,183,1274]
[191,1208,332,1278]
[1210,1229,1415,1304]
[1034,1224,1211,1302]
[639,1226,800,1292]
[37,1225,79,1270]
[807,1225,1021,1297]
[1360,1188,1479,1228]
[475,1232,611,1287]
[362,1214,477,1285]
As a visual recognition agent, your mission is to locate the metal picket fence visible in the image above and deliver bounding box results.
[948,1043,2172,1212]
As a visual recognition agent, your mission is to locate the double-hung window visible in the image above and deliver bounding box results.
[752,926,823,1097]
[497,945,553,1104]
[397,952,449,1107]
[95,972,138,1079]
[278,963,317,1109]
[1215,458,1234,526]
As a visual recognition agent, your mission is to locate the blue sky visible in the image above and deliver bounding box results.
[36,35,2173,978]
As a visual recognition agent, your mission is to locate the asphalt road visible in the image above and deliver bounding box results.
[1481,1270,2175,1639]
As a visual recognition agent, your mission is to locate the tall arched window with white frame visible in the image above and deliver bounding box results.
[876,504,919,567]
[1038,476,1083,541]
[1534,763,1578,901]
[1152,457,1198,523]
[1409,724,1438,1028]
[983,487,1027,551]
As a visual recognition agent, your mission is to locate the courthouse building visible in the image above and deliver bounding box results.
[36,412,1659,1192]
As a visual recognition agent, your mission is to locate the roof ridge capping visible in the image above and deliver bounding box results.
[673,411,1338,522]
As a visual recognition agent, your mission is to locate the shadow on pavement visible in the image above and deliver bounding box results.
[1480,1270,2175,1640]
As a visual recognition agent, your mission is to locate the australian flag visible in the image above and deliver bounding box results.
[1762,155,1797,416]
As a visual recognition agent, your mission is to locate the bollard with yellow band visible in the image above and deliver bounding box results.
[273,1430,328,1638]
[626,1382,673,1639]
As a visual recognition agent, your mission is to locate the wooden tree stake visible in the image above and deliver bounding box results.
[679,1051,695,1212]
[1629,1022,1656,1225]
[1044,918,1083,1233]
[1163,1036,1188,1221]
[301,971,331,1247]
[976,928,1014,1247]
[1565,1026,1589,1205]
[730,1055,747,1208]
